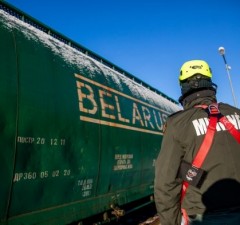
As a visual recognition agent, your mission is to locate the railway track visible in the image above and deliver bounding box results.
[111,202,160,225]
[69,202,160,225]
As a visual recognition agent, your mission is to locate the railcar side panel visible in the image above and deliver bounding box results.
[0,3,180,225]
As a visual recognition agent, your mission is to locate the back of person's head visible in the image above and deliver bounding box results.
[178,60,217,106]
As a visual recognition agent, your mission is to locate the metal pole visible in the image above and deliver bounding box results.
[218,47,238,107]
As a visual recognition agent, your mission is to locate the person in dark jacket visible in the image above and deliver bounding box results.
[154,59,240,225]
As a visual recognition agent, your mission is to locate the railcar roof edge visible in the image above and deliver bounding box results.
[0,0,179,105]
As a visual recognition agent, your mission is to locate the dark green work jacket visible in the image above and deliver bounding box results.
[154,97,240,225]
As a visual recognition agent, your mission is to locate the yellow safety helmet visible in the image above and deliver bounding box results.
[179,60,212,82]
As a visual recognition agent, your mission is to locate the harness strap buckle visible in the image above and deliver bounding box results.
[208,103,220,115]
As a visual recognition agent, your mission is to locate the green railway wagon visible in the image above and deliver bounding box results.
[0,1,180,225]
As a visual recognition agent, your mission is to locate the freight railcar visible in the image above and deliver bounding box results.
[0,1,180,225]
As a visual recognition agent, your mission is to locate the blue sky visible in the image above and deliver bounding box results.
[5,0,240,107]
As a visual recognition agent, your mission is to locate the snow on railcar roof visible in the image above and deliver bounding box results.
[0,8,181,113]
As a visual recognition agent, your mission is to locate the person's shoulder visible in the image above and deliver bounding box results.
[168,110,183,118]
[168,106,195,120]
[163,108,193,133]
[219,102,240,112]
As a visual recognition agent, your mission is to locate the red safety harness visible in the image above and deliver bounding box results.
[181,103,240,225]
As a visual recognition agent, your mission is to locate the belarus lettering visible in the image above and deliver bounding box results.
[74,73,169,135]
